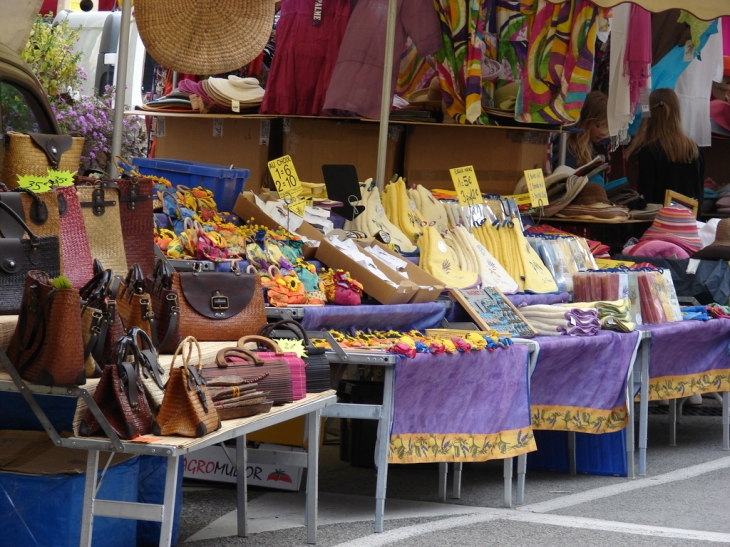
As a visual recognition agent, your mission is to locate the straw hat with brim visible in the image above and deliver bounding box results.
[135,0,274,75]
[542,175,589,217]
[514,164,577,194]
[555,182,630,221]
[493,82,519,111]
[407,88,442,109]
[629,203,663,220]
[624,239,691,259]
[208,76,265,104]
[639,205,702,254]
[692,217,730,260]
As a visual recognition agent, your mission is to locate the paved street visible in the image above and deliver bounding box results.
[178,404,730,546]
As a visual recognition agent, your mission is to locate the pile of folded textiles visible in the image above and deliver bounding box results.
[520,305,600,336]
[562,300,635,332]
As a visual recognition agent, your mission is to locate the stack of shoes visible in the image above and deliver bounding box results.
[207,376,273,420]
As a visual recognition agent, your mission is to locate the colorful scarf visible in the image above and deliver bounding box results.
[516,0,605,124]
[623,4,652,116]
[396,38,437,98]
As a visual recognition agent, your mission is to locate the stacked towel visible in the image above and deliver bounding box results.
[520,305,600,336]
[562,299,635,332]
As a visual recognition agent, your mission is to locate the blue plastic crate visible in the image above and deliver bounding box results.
[132,158,250,212]
[527,429,628,477]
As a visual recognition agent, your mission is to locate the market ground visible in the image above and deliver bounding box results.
[178,400,730,547]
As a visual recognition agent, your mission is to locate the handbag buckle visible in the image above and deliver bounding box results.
[80,187,116,216]
[211,292,229,312]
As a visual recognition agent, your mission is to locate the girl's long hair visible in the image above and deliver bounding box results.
[568,90,607,165]
[626,88,699,163]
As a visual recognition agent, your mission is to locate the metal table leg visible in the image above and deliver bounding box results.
[503,458,513,508]
[438,463,448,502]
[639,338,650,476]
[236,435,248,537]
[722,391,730,450]
[158,456,180,547]
[626,401,635,479]
[516,454,526,504]
[80,450,100,547]
[452,462,462,500]
[568,432,576,475]
[374,366,395,533]
[669,399,677,446]
[307,410,321,544]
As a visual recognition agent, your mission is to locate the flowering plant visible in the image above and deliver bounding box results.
[21,14,147,173]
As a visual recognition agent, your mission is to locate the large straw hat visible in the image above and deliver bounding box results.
[692,218,730,260]
[208,76,265,105]
[135,0,275,75]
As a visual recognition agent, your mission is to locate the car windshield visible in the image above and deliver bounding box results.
[0,80,52,134]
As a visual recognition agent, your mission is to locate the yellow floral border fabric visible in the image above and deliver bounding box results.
[531,404,628,434]
[649,368,730,401]
[389,428,536,464]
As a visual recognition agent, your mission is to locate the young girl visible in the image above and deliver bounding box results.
[626,88,704,215]
[566,90,609,168]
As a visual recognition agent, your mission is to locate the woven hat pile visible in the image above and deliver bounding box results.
[135,0,274,75]
[555,182,629,221]
[637,205,702,255]
[692,218,730,260]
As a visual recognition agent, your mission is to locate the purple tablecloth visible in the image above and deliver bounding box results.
[301,302,446,332]
[530,331,641,434]
[389,346,536,463]
[639,320,730,401]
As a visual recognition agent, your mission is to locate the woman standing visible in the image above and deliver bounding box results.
[626,88,705,215]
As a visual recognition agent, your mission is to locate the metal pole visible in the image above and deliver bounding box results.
[110,0,134,178]
[375,0,398,191]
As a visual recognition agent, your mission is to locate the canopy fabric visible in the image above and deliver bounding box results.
[547,0,730,21]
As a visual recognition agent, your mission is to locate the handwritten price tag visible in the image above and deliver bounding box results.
[288,198,307,217]
[524,168,549,208]
[503,193,532,206]
[449,165,483,207]
[267,155,303,200]
[17,169,75,193]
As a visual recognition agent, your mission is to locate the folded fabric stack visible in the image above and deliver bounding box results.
[680,305,711,321]
[207,375,272,420]
[140,88,194,112]
[520,305,600,336]
[563,299,635,332]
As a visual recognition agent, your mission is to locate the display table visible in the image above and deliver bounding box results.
[636,320,730,476]
[300,301,447,332]
[0,342,336,547]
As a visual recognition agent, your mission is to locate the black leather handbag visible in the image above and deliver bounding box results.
[0,200,61,315]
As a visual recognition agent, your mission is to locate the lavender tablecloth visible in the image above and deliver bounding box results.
[639,319,730,400]
[301,302,446,332]
[389,346,536,463]
[530,331,641,434]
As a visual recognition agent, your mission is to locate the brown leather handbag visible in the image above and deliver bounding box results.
[211,346,293,405]
[152,337,221,438]
[171,266,266,342]
[7,270,86,386]
[79,262,125,367]
[79,333,153,440]
[117,263,157,347]
[145,259,181,354]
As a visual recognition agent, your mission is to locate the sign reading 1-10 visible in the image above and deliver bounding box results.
[267,155,303,199]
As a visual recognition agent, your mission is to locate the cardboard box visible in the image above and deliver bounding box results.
[154,116,282,194]
[247,415,325,447]
[282,118,405,183]
[182,443,304,491]
[316,233,419,305]
[403,124,551,195]
[356,240,445,303]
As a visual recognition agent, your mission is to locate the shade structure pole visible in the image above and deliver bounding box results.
[375,0,398,191]
[109,0,134,179]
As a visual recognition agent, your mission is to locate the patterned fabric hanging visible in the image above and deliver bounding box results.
[516,0,607,124]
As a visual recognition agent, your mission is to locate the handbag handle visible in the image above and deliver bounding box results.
[128,326,165,390]
[215,347,265,368]
[258,319,311,346]
[170,336,202,371]
[79,267,113,303]
[123,263,146,295]
[0,200,41,244]
[152,258,174,290]
[237,335,284,355]
[14,188,49,225]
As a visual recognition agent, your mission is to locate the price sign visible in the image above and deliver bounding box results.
[503,193,532,206]
[524,168,549,208]
[449,165,483,207]
[288,198,307,218]
[17,169,75,193]
[267,155,303,200]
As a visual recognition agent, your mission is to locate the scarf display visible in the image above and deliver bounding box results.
[515,0,605,124]
[623,4,652,116]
